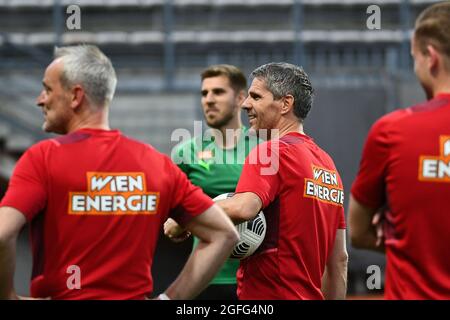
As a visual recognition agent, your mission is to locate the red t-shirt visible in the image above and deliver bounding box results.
[0,128,213,300]
[351,93,450,299]
[235,132,346,300]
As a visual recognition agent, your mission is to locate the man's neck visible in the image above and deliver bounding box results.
[432,79,450,97]
[213,117,243,150]
[66,107,110,133]
[269,119,304,140]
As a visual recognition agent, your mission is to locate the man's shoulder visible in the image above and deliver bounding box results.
[23,133,166,162]
[120,135,171,163]
[244,139,285,170]
[24,138,59,154]
[373,97,447,131]
[119,133,153,149]
[370,108,413,136]
[247,137,291,154]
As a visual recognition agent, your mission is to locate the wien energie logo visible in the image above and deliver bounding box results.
[419,136,450,182]
[304,165,344,207]
[69,172,159,215]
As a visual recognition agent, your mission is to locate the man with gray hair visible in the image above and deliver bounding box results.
[0,44,238,300]
[167,62,348,299]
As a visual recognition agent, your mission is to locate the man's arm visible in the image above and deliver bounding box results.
[0,206,26,300]
[348,195,385,252]
[164,192,262,241]
[216,192,262,224]
[321,229,348,300]
[161,204,239,300]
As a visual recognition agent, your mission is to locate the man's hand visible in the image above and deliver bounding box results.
[348,196,385,252]
[372,211,385,248]
[164,218,191,243]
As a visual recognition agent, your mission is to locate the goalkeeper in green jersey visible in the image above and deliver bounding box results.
[170,65,260,299]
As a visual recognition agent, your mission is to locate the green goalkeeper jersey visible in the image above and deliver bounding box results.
[171,126,260,284]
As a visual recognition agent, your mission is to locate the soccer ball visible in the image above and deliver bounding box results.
[213,193,266,260]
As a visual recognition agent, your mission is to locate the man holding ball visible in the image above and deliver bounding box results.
[166,62,348,300]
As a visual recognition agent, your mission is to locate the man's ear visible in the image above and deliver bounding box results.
[70,85,84,110]
[280,95,294,115]
[236,90,247,107]
[426,44,440,75]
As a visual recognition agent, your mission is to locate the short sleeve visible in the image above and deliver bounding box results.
[235,141,281,208]
[351,116,391,209]
[167,158,213,226]
[0,143,48,221]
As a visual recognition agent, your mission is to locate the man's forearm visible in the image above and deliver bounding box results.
[349,196,385,253]
[217,193,262,225]
[217,200,246,224]
[0,237,17,299]
[321,262,348,300]
[322,229,348,300]
[163,231,237,299]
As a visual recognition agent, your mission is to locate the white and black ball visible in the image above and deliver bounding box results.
[213,193,266,260]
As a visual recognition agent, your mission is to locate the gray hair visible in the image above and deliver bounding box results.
[251,62,314,120]
[54,45,117,107]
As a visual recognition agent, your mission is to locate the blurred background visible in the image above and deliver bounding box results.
[0,0,438,298]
